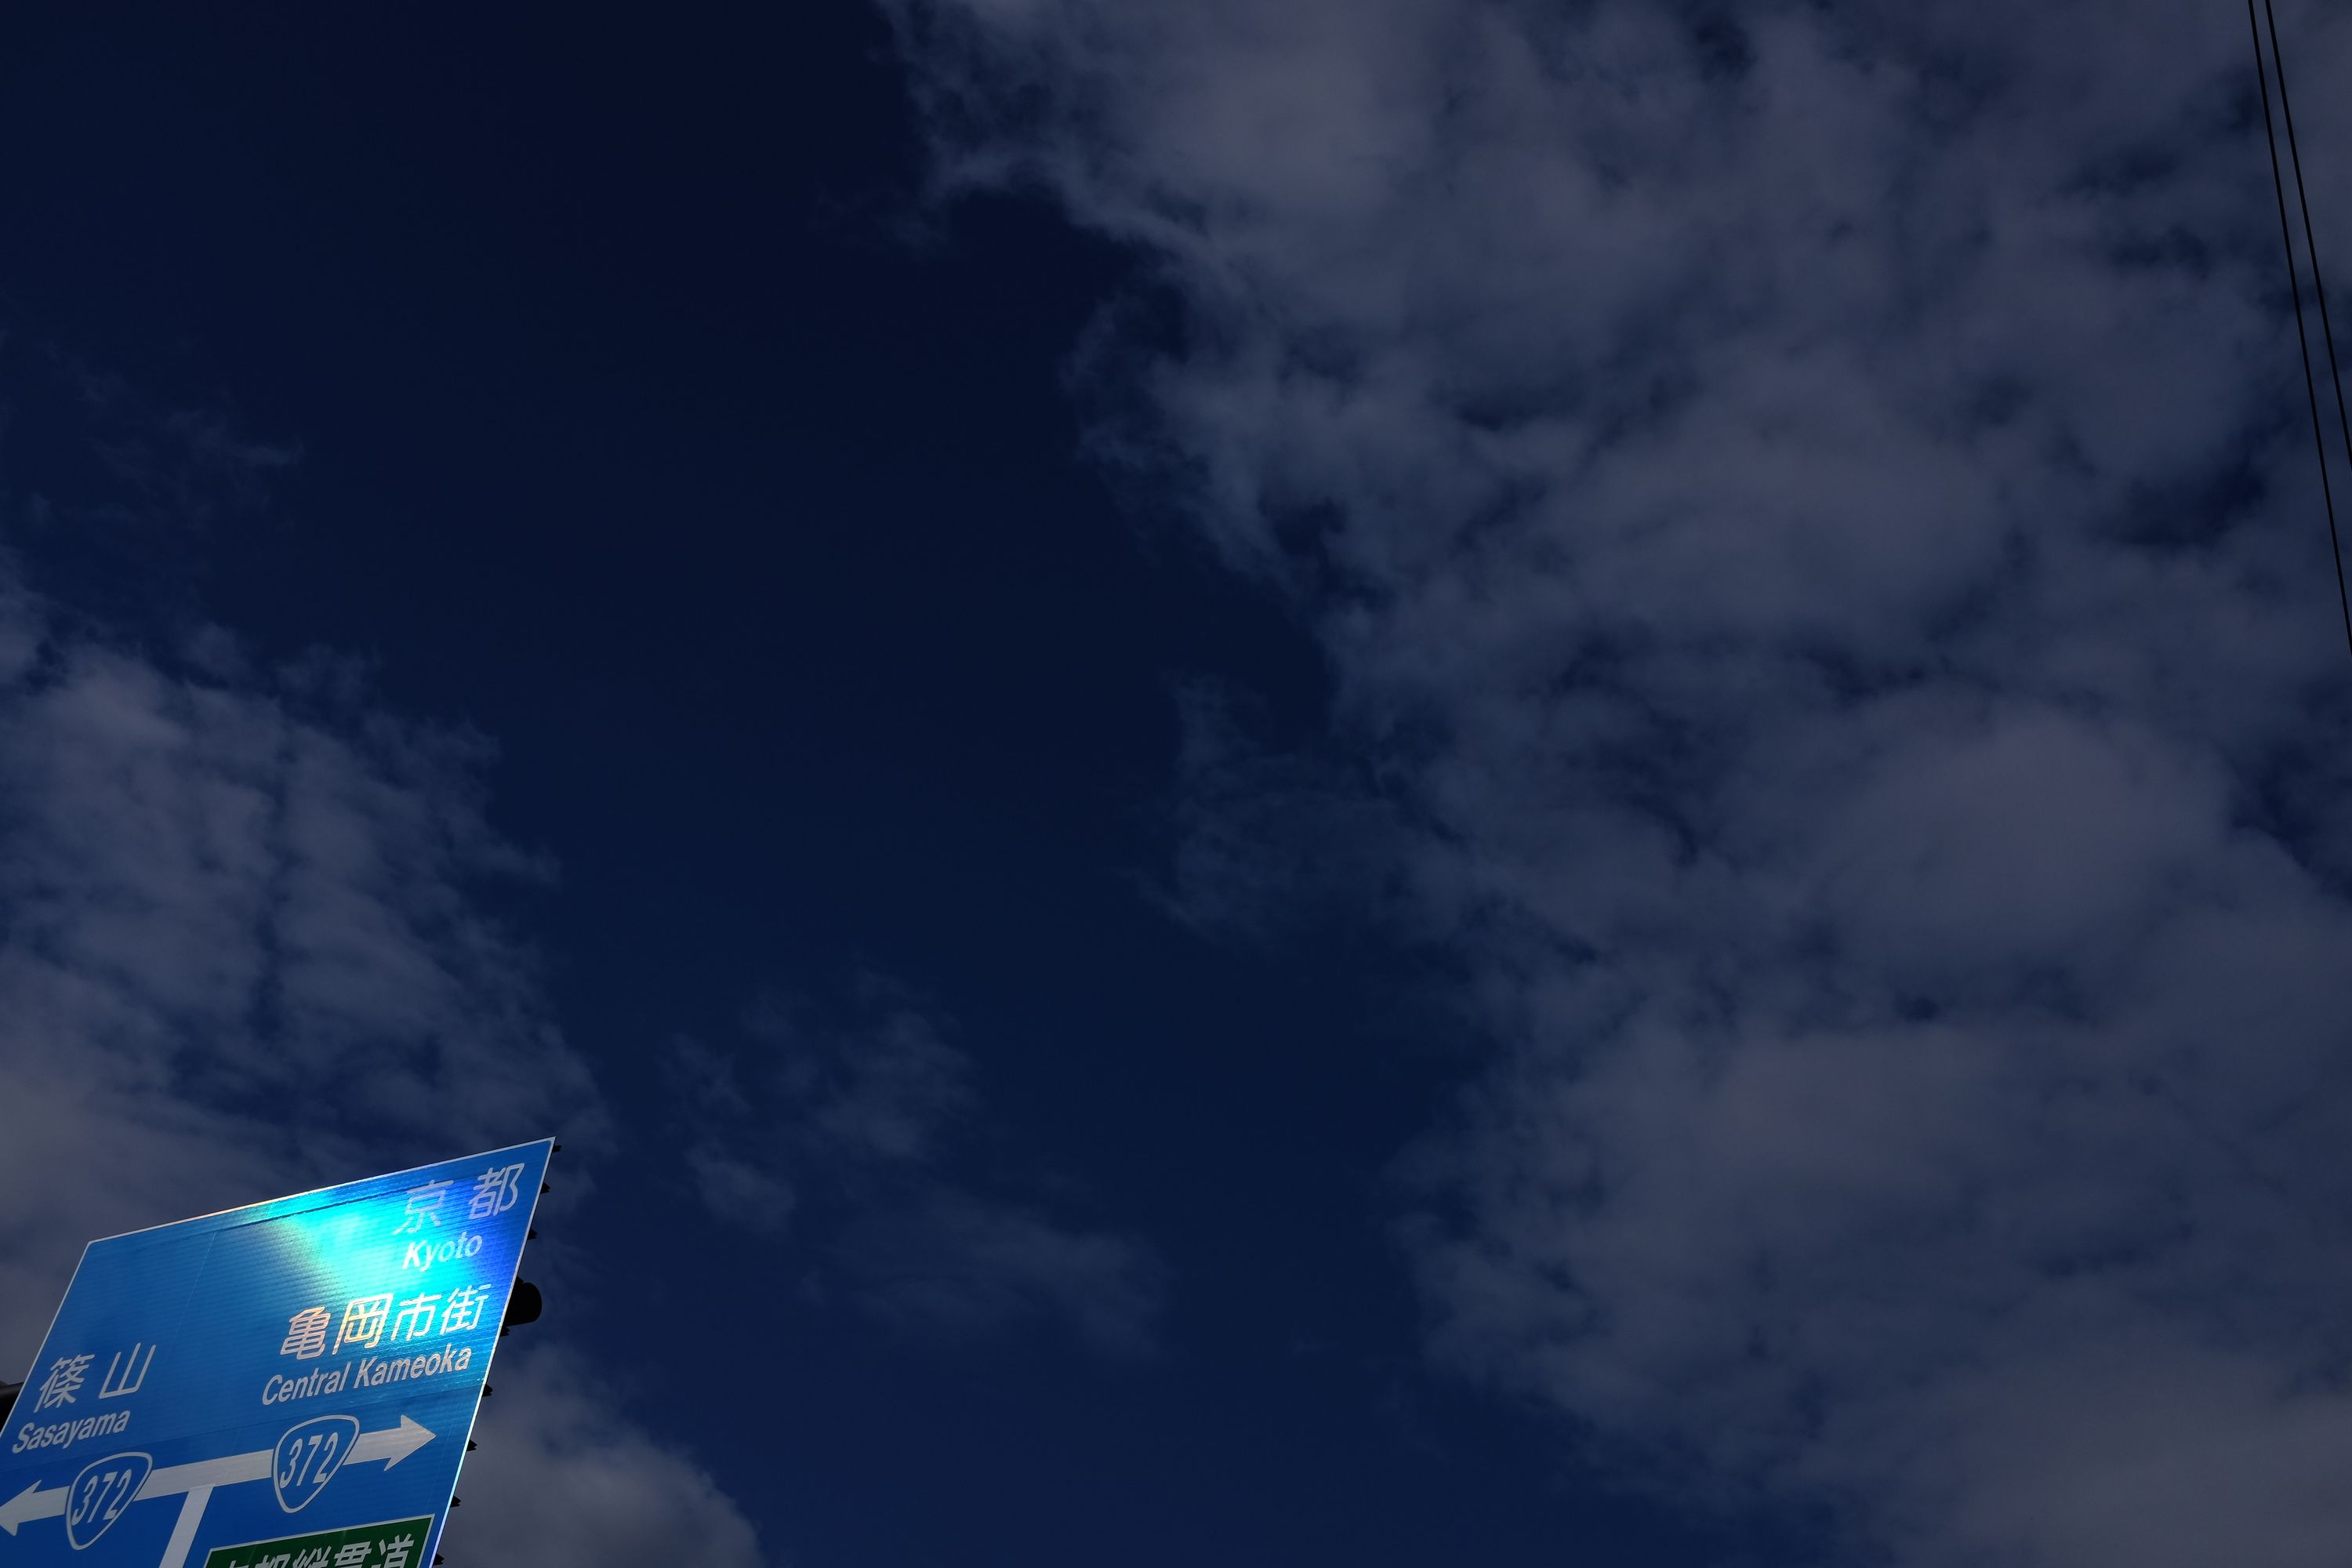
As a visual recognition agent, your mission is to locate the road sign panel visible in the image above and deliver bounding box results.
[0,1139,551,1568]
[198,1513,430,1568]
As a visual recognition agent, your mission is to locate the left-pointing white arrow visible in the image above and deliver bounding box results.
[0,1477,64,1535]
[0,1414,438,1536]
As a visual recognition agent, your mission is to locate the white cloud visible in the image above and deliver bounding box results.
[886,2,2352,1563]
[0,550,768,1567]
[441,1345,768,1568]
[839,1189,1168,1357]
[667,981,1167,1356]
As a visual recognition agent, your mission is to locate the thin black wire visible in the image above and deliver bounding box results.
[2265,0,2352,485]
[2249,0,2352,659]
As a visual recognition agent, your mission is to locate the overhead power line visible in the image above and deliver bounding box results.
[2248,0,2352,661]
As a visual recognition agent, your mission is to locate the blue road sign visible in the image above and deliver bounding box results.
[1,1139,552,1568]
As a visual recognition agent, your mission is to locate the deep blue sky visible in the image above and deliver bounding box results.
[11,6,2352,1567]
[0,9,1738,1566]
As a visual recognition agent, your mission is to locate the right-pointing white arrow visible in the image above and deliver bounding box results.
[0,1412,443,1536]
[140,1447,270,1498]
[132,1413,437,1503]
[349,1414,436,1470]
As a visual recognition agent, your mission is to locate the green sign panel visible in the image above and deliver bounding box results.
[199,1514,431,1568]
